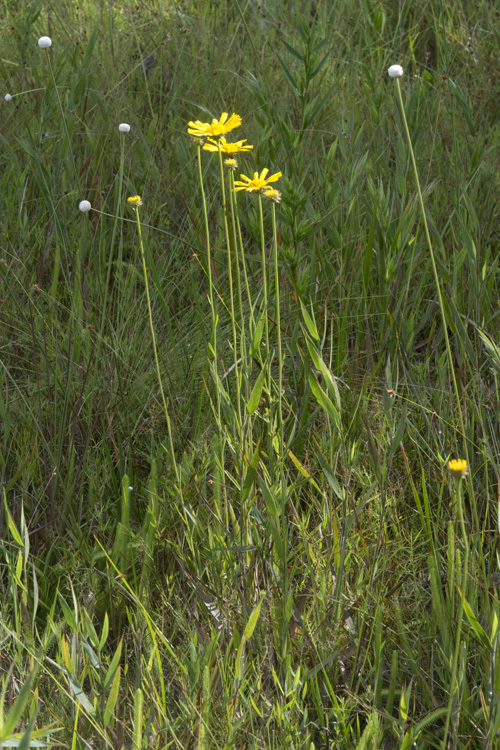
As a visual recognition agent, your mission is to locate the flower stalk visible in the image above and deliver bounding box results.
[442,461,470,749]
[130,198,183,501]
[391,70,481,568]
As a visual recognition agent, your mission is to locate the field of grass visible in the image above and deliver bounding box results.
[1,0,500,747]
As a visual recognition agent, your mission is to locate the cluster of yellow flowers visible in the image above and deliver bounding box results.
[186,112,282,202]
[126,112,282,208]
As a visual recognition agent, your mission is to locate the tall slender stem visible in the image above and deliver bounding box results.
[271,202,283,456]
[133,205,182,501]
[392,74,481,750]
[218,146,241,428]
[442,477,469,749]
[258,194,270,367]
[197,145,221,424]
[393,77,481,564]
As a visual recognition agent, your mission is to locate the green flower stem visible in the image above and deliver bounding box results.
[196,144,221,429]
[197,145,215,320]
[233,187,256,332]
[228,171,247,370]
[258,194,271,371]
[197,144,226,521]
[218,145,241,428]
[271,201,284,456]
[442,477,470,750]
[132,206,182,501]
[393,78,481,563]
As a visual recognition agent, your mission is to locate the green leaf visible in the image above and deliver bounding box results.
[236,597,264,681]
[307,374,340,431]
[287,449,322,492]
[247,365,267,415]
[315,448,343,501]
[281,39,304,62]
[244,597,264,641]
[462,597,491,650]
[99,612,109,652]
[241,439,260,503]
[103,639,123,693]
[276,52,300,95]
[0,666,37,741]
[235,639,245,681]
[3,494,23,546]
[305,337,341,408]
[310,52,331,79]
[300,301,319,340]
[250,311,266,356]
[103,666,121,726]
[67,675,94,715]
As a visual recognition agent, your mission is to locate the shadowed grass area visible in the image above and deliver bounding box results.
[0,0,499,748]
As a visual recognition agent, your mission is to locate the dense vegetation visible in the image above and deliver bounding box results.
[1,0,500,747]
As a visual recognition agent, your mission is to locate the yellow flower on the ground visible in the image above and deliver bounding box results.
[203,137,253,154]
[127,195,143,206]
[234,168,282,193]
[448,459,468,478]
[263,188,282,203]
[187,112,242,138]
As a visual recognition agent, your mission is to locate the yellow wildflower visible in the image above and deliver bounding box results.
[224,158,238,170]
[448,459,468,478]
[203,136,253,154]
[127,195,143,206]
[187,112,241,138]
[234,168,282,193]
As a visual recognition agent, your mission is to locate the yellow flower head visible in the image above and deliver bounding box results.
[234,168,282,193]
[448,459,468,478]
[203,137,253,154]
[263,188,282,203]
[224,158,238,170]
[187,112,242,139]
[127,195,143,206]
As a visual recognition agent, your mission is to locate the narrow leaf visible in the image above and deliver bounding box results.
[247,365,266,415]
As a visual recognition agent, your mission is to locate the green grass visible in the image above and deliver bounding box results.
[1,0,500,747]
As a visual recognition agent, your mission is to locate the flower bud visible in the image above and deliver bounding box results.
[38,36,52,48]
[388,64,403,78]
[4,94,12,102]
[79,200,91,213]
[118,123,131,133]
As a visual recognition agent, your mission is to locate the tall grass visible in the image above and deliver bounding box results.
[0,0,499,747]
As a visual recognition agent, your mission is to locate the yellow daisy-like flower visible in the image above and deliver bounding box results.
[448,459,468,478]
[127,195,143,206]
[187,112,242,139]
[224,158,238,170]
[203,137,253,154]
[234,168,282,193]
[263,188,282,203]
